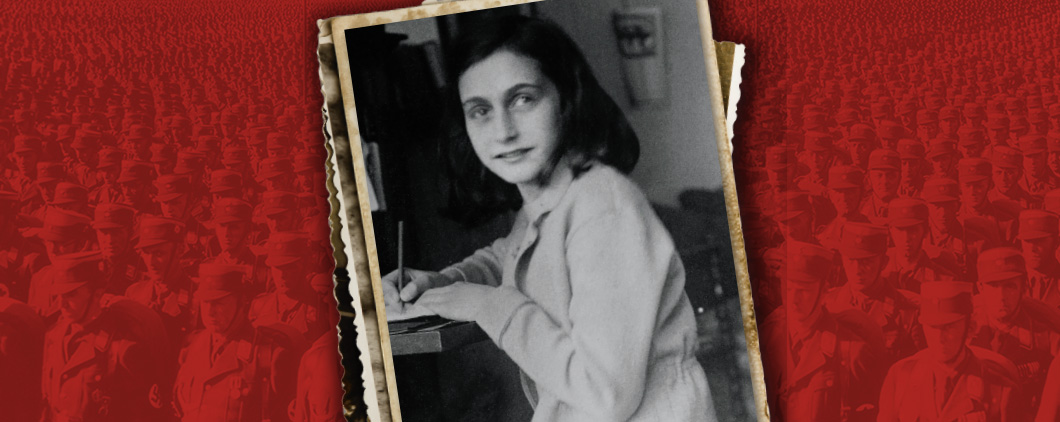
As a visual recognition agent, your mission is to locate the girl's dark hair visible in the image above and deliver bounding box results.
[440,14,640,225]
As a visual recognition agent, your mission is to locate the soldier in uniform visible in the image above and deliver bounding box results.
[41,251,167,422]
[28,209,95,320]
[927,138,959,181]
[90,147,124,204]
[797,131,836,197]
[208,198,267,296]
[958,127,987,160]
[0,297,45,422]
[0,190,47,301]
[861,149,901,225]
[989,146,1039,209]
[971,248,1060,411]
[93,203,143,295]
[761,241,886,421]
[884,198,959,293]
[1020,134,1060,200]
[172,263,301,422]
[958,158,1017,245]
[289,273,343,422]
[897,139,927,198]
[117,160,160,215]
[878,281,1022,421]
[1017,211,1060,308]
[826,222,922,361]
[126,216,198,345]
[250,232,327,340]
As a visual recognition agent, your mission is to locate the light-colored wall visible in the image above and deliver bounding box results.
[537,0,723,207]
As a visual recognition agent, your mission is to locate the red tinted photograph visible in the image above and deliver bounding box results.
[0,0,430,421]
[709,0,1060,420]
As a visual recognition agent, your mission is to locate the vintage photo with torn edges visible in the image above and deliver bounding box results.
[326,0,758,421]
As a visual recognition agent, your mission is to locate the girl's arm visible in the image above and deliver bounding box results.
[438,214,524,287]
[475,205,673,421]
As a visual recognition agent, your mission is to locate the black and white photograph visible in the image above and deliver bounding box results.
[324,0,760,421]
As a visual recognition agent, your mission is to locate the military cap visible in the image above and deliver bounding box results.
[258,157,294,180]
[222,146,251,167]
[917,109,939,125]
[1010,116,1030,133]
[848,123,877,142]
[1049,103,1060,118]
[126,124,154,142]
[1006,97,1026,114]
[50,182,88,206]
[72,129,102,150]
[925,96,946,112]
[927,138,958,159]
[1018,210,1059,241]
[897,139,925,159]
[245,126,269,146]
[888,198,929,228]
[294,152,319,174]
[98,148,124,169]
[977,248,1026,283]
[92,203,136,230]
[783,241,835,284]
[958,158,992,182]
[923,178,960,203]
[803,131,834,152]
[868,149,901,170]
[196,135,222,155]
[266,231,310,267]
[150,143,176,163]
[56,124,77,141]
[1018,135,1048,155]
[267,133,294,152]
[837,108,860,126]
[155,174,191,202]
[195,263,246,301]
[117,160,154,183]
[135,217,184,249]
[51,251,105,294]
[939,106,961,121]
[990,146,1022,169]
[262,190,299,217]
[919,281,974,326]
[213,198,253,224]
[803,112,828,131]
[965,103,986,120]
[0,297,45,336]
[36,162,66,184]
[828,165,863,190]
[986,114,1010,130]
[840,222,889,258]
[1029,110,1049,124]
[12,135,41,155]
[877,120,907,141]
[210,170,244,194]
[896,99,918,116]
[38,209,92,242]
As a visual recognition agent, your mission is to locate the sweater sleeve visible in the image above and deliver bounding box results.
[439,232,511,287]
[474,205,674,421]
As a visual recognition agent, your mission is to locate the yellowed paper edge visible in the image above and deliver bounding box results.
[696,3,768,421]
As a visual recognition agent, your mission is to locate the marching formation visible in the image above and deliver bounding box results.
[720,0,1060,420]
[0,0,349,421]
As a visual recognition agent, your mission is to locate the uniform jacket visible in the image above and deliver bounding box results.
[877,347,1021,422]
[172,320,296,422]
[761,307,886,421]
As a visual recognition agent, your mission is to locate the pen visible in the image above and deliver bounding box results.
[397,220,405,300]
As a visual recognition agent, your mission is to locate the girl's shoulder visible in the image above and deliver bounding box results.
[562,163,652,220]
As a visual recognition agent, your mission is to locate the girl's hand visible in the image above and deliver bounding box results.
[381,268,454,315]
[415,282,494,322]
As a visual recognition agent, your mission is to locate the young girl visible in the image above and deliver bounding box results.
[382,15,717,422]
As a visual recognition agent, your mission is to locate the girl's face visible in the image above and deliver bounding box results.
[459,50,563,194]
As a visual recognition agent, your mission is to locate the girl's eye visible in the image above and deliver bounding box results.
[511,94,536,109]
[467,106,490,120]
